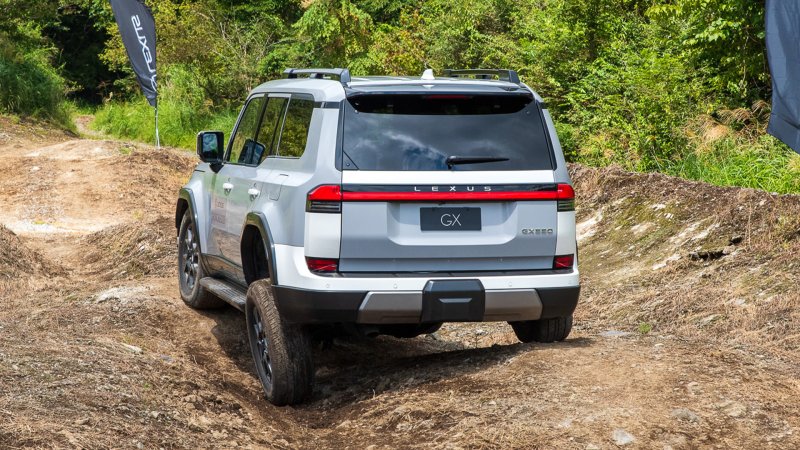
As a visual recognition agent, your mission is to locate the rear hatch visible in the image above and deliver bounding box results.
[338,91,569,274]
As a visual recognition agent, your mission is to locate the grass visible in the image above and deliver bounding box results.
[664,136,800,195]
[93,99,238,149]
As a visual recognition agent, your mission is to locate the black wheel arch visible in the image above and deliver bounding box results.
[176,188,198,232]
[241,212,279,286]
[176,188,211,276]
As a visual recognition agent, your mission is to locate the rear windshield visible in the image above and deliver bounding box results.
[342,94,554,171]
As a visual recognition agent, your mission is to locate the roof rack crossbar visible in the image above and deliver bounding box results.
[283,68,351,84]
[442,69,520,85]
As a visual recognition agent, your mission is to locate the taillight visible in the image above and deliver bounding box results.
[306,185,342,213]
[554,254,574,270]
[306,257,339,273]
[557,183,575,212]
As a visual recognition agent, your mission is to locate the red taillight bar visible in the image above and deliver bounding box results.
[342,184,574,202]
[307,183,574,205]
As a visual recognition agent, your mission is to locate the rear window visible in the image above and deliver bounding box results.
[342,94,554,171]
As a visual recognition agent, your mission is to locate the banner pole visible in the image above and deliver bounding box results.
[155,103,161,149]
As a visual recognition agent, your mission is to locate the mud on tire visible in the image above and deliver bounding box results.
[246,279,314,406]
[510,315,573,343]
[178,211,224,309]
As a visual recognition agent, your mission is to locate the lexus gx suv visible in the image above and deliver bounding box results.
[175,68,580,405]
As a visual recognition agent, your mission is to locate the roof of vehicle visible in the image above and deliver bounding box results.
[251,69,544,103]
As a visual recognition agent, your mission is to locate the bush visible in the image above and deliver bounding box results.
[0,35,72,127]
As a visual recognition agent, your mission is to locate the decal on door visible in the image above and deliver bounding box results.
[212,196,226,226]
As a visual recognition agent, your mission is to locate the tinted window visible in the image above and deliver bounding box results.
[257,97,288,164]
[228,96,266,165]
[342,94,553,171]
[276,97,314,158]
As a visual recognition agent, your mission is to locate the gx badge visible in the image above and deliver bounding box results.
[420,207,481,231]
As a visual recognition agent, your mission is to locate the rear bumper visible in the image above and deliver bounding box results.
[273,284,580,324]
[272,244,580,324]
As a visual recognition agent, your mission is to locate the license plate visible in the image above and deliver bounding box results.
[420,207,481,231]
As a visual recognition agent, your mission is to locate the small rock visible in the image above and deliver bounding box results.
[729,235,743,245]
[722,245,736,255]
[671,408,700,423]
[150,411,160,419]
[699,314,720,326]
[600,330,632,338]
[121,343,142,354]
[724,402,747,418]
[586,445,600,450]
[30,166,40,172]
[74,418,90,426]
[612,428,635,446]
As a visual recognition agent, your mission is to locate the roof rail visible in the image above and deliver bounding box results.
[442,69,520,84]
[283,68,351,84]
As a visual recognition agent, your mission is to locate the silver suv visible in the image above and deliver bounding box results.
[175,68,580,405]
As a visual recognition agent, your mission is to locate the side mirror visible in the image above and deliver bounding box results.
[196,131,224,163]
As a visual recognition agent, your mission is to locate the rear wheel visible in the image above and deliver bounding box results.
[510,315,573,343]
[178,211,224,309]
[246,279,314,406]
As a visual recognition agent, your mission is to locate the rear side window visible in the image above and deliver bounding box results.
[257,97,288,164]
[342,94,553,171]
[276,96,314,158]
[228,96,266,166]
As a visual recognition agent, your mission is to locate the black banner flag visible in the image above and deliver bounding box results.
[110,0,157,107]
[766,0,800,153]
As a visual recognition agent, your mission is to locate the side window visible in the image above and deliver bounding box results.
[256,97,288,165]
[275,97,314,158]
[228,96,266,165]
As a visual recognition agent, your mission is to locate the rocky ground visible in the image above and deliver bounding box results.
[0,116,798,449]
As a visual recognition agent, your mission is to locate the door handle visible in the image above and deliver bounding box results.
[223,182,234,194]
[248,187,260,199]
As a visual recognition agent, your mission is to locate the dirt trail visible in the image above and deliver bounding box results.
[1,118,798,449]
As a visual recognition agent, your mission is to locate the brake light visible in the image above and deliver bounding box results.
[306,257,339,273]
[556,183,575,212]
[423,94,472,100]
[553,254,574,270]
[307,185,342,213]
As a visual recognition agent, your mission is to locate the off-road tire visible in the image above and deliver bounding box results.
[246,279,314,406]
[178,211,224,309]
[510,315,573,343]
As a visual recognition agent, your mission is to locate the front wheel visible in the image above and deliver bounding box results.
[178,210,224,309]
[246,279,314,406]
[510,315,573,343]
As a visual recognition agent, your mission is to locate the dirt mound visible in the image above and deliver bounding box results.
[79,216,175,280]
[0,225,50,279]
[571,164,800,358]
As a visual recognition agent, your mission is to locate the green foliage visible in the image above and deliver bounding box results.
[0,28,71,127]
[666,136,800,194]
[292,0,375,73]
[93,65,237,148]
